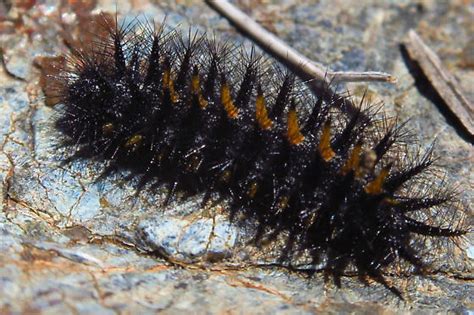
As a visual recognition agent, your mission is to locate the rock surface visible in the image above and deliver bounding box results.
[0,0,472,313]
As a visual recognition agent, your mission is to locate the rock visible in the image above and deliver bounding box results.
[0,0,472,313]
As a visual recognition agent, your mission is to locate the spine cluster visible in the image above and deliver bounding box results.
[54,16,465,297]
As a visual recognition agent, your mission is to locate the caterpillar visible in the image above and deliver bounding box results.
[49,14,467,298]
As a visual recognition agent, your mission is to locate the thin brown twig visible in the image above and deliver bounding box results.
[205,0,397,117]
[404,30,474,139]
[204,0,396,84]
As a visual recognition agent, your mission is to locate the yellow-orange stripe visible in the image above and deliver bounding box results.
[318,120,335,161]
[364,166,391,195]
[286,109,305,145]
[220,81,239,119]
[255,92,273,130]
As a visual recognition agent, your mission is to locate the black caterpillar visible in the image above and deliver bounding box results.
[51,15,466,298]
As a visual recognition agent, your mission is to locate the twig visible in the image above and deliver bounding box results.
[205,0,396,117]
[404,30,474,139]
[330,71,396,83]
[205,0,396,85]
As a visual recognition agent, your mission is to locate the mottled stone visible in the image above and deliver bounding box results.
[0,0,472,314]
[137,214,238,262]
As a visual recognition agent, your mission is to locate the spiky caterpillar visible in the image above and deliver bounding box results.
[51,16,466,298]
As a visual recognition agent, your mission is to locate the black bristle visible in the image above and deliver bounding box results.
[52,16,467,298]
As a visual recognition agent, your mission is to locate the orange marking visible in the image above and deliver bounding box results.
[286,109,305,145]
[318,120,335,161]
[383,197,399,205]
[255,91,273,130]
[277,195,289,211]
[220,80,239,119]
[162,68,179,103]
[341,143,362,176]
[364,165,391,195]
[220,169,232,183]
[248,182,258,198]
[124,134,143,148]
[191,70,208,109]
[102,122,114,136]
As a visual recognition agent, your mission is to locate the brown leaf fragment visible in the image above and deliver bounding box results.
[34,55,66,106]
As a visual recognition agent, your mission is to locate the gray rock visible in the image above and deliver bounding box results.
[137,214,238,262]
[0,0,472,314]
